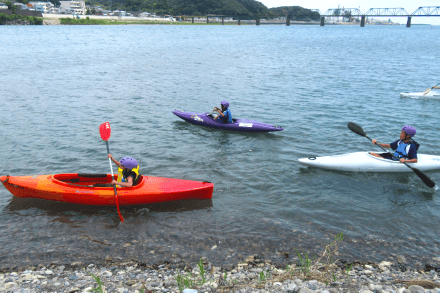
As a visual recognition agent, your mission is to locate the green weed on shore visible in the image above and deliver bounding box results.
[84,233,348,292]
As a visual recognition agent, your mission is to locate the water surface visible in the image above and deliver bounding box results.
[1,24,439,269]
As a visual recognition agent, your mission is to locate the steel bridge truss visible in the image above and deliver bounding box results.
[323,8,362,17]
[319,6,440,17]
[364,8,409,16]
[411,6,440,16]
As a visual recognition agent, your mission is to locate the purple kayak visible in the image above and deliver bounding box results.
[172,110,283,132]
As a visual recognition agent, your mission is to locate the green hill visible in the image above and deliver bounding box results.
[86,0,319,20]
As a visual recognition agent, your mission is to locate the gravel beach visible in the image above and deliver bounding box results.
[2,255,440,292]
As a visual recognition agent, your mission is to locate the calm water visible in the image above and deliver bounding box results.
[1,24,439,269]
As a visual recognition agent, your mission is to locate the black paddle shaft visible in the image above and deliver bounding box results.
[347,122,436,188]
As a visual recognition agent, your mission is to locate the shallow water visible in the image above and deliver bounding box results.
[0,24,439,269]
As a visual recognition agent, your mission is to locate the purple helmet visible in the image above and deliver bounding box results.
[221,100,229,109]
[119,157,138,169]
[402,125,416,137]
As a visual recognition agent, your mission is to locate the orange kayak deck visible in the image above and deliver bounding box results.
[0,174,213,206]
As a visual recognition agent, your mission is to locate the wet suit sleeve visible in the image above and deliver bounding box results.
[390,140,399,151]
[407,145,418,160]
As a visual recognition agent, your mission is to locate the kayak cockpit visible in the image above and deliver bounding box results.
[53,173,113,186]
[206,113,238,124]
[367,152,415,164]
[52,174,145,188]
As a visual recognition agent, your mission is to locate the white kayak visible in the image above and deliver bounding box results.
[400,90,440,99]
[298,152,440,172]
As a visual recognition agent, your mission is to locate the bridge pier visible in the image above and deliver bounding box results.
[286,17,290,26]
[320,16,325,26]
[256,17,260,25]
[191,17,194,23]
[360,15,365,27]
[222,16,224,25]
[406,16,411,27]
[207,16,209,23]
[238,18,240,25]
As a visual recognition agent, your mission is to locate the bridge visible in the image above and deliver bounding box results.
[178,6,439,27]
[319,6,440,27]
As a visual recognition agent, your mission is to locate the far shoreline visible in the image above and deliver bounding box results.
[40,14,407,26]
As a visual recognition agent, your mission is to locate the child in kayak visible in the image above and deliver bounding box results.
[108,154,141,187]
[213,100,232,123]
[371,125,419,163]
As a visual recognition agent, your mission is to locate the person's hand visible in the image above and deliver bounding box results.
[399,158,406,163]
[111,180,118,185]
[372,139,377,145]
[108,154,113,159]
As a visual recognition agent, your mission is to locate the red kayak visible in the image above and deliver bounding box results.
[0,173,213,206]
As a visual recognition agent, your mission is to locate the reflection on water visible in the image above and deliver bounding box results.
[7,197,213,216]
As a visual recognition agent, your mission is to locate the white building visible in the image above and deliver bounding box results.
[59,0,86,15]
[0,2,8,9]
[139,11,151,17]
[29,2,55,13]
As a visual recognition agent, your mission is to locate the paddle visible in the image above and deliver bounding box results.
[423,82,440,96]
[99,122,124,223]
[347,122,436,189]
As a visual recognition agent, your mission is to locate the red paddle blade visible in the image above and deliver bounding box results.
[99,122,111,141]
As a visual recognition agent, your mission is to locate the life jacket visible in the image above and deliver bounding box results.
[219,109,232,123]
[117,165,141,186]
[393,139,419,159]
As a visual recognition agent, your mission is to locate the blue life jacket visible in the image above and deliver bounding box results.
[393,140,419,160]
[218,109,232,123]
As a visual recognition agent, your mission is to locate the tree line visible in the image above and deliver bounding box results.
[85,0,320,20]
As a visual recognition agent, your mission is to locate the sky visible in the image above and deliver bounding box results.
[258,0,440,25]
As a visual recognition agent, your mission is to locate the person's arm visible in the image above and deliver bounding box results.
[433,86,440,89]
[400,158,417,163]
[400,146,418,163]
[215,108,225,117]
[213,107,224,120]
[111,176,133,187]
[108,154,122,168]
[372,139,390,148]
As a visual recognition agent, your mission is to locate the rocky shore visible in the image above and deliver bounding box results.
[2,256,440,293]
[3,19,33,25]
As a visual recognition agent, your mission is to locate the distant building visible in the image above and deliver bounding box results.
[0,2,8,9]
[28,2,55,13]
[139,12,151,17]
[59,0,86,15]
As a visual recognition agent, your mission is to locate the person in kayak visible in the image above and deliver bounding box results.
[213,100,232,123]
[370,125,419,163]
[108,154,141,187]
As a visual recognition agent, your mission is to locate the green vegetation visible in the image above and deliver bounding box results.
[0,13,43,24]
[176,258,210,292]
[84,269,105,293]
[83,234,347,291]
[281,233,345,284]
[269,6,320,21]
[84,0,319,21]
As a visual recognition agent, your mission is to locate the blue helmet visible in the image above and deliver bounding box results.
[119,157,138,169]
[221,100,229,109]
[402,125,416,137]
